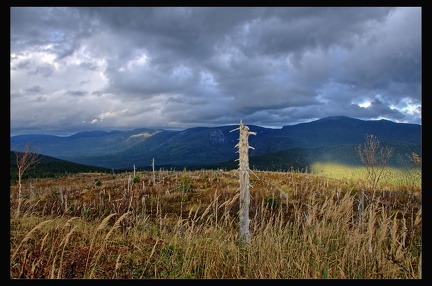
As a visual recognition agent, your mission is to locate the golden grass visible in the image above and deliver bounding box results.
[87,212,131,278]
[83,213,117,276]
[10,169,421,278]
[310,162,421,190]
[11,219,54,261]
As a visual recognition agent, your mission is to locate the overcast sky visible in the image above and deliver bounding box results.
[10,7,422,136]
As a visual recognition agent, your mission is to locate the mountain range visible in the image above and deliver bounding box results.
[10,116,422,171]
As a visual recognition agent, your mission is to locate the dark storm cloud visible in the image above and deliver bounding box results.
[10,7,421,136]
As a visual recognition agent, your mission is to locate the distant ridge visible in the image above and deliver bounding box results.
[10,116,421,170]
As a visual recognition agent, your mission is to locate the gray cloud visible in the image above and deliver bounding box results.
[10,7,421,136]
[25,85,43,94]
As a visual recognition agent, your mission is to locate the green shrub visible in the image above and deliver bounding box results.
[133,176,140,184]
[176,175,194,193]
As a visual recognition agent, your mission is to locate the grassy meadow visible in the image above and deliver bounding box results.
[310,162,422,190]
[10,163,422,279]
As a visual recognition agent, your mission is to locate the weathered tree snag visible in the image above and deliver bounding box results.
[231,120,256,244]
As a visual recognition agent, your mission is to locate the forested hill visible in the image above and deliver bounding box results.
[10,116,421,170]
[10,151,111,183]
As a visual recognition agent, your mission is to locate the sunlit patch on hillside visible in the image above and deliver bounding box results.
[311,161,421,190]
[129,131,161,138]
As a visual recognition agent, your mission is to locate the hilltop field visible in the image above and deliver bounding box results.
[10,164,421,278]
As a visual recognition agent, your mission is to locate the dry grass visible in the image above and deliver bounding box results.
[10,169,421,278]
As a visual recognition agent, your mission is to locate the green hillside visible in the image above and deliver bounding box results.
[10,140,421,182]
[207,142,422,172]
[10,151,111,183]
[11,116,421,169]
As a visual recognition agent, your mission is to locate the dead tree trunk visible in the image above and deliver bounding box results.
[231,120,256,244]
[152,158,156,186]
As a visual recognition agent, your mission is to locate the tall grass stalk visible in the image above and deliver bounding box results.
[11,219,54,260]
[83,213,117,276]
[88,212,130,278]
[56,225,78,278]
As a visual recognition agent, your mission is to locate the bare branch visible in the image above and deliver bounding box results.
[355,134,393,194]
[13,142,40,216]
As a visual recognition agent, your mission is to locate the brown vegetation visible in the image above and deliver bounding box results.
[10,168,421,278]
